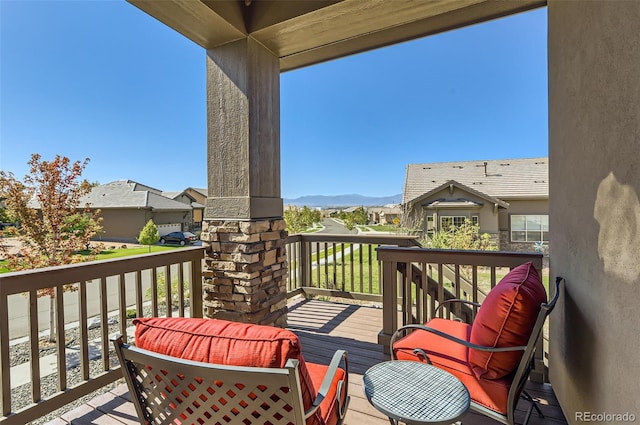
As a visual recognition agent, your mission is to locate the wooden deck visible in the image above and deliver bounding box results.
[44,298,567,425]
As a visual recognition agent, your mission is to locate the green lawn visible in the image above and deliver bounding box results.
[302,224,323,233]
[307,245,550,299]
[92,245,180,260]
[364,224,398,232]
[0,244,184,274]
[474,268,550,292]
[313,243,381,294]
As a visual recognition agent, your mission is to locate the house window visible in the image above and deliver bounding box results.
[440,216,469,230]
[511,215,548,242]
[427,215,435,230]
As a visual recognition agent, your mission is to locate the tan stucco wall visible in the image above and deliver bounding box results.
[96,209,149,241]
[185,188,207,205]
[549,1,640,422]
[173,193,194,205]
[193,208,203,223]
[96,209,189,241]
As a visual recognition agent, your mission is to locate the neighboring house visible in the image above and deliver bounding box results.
[163,188,205,230]
[322,209,339,218]
[368,205,402,225]
[342,206,360,214]
[82,180,194,242]
[184,187,207,204]
[403,157,548,252]
[184,187,207,228]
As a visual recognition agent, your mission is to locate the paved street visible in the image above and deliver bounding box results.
[1,238,192,341]
[7,273,155,342]
[318,218,357,234]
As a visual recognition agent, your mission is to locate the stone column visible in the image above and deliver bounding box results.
[201,219,288,327]
[202,37,288,327]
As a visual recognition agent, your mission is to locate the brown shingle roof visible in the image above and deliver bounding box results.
[403,157,548,204]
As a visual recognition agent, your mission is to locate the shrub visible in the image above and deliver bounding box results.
[138,220,160,252]
[424,219,497,251]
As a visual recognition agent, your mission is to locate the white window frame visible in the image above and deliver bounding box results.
[510,214,549,243]
[440,215,474,230]
[426,215,435,230]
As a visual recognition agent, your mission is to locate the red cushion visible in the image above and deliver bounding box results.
[134,317,323,425]
[392,318,510,414]
[435,355,513,415]
[469,262,546,379]
[393,318,470,371]
[307,362,347,425]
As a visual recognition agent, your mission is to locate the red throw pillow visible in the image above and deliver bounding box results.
[134,317,322,425]
[469,262,546,380]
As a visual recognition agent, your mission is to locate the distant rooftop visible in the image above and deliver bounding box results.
[403,157,548,204]
[82,180,191,211]
[187,187,207,196]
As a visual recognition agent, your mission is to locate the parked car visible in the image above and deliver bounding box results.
[159,231,198,246]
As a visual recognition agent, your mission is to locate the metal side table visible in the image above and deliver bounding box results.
[363,360,470,425]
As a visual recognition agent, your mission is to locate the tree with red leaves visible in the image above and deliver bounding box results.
[0,154,103,341]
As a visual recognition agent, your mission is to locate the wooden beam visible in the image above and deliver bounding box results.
[276,0,547,71]
[127,0,246,49]
[127,0,546,71]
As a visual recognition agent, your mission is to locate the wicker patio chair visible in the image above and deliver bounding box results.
[391,262,562,425]
[113,317,349,425]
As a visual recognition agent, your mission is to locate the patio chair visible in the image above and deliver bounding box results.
[113,317,349,425]
[391,262,562,425]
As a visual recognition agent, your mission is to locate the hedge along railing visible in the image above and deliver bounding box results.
[0,247,204,425]
[376,247,548,382]
[285,234,419,302]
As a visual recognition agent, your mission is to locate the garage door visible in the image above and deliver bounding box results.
[157,223,182,236]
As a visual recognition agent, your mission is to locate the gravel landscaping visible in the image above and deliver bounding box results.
[9,306,169,424]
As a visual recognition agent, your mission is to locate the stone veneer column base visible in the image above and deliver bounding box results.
[200,218,288,327]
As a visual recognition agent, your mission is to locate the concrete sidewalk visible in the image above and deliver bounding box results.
[10,327,135,390]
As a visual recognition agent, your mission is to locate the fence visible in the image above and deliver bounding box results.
[0,247,203,425]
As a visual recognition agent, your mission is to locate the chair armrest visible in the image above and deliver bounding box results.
[390,323,527,360]
[433,299,481,319]
[304,349,349,420]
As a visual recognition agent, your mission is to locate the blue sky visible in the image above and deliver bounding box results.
[1,1,547,199]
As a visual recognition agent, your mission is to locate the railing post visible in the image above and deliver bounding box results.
[191,253,203,318]
[377,247,397,354]
[299,240,310,288]
[0,289,11,416]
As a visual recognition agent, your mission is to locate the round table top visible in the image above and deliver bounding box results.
[363,360,470,425]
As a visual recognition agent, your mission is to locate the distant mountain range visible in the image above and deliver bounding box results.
[284,194,402,208]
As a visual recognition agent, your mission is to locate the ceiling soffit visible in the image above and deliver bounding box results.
[127,0,546,71]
